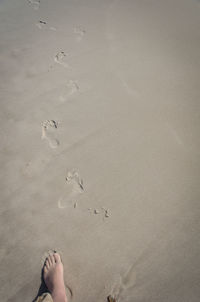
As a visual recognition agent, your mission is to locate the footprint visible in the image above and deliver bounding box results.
[27,0,40,10]
[36,20,57,31]
[41,120,60,149]
[102,207,110,218]
[54,51,69,68]
[58,170,84,209]
[74,26,86,42]
[59,80,79,102]
[36,20,47,29]
[59,79,92,102]
[87,207,110,219]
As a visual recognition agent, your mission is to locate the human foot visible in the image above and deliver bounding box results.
[43,253,68,302]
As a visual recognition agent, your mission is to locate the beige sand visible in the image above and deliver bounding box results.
[0,0,200,301]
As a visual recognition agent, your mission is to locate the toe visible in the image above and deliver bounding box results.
[44,265,48,273]
[47,256,52,266]
[45,259,49,269]
[50,254,55,264]
[54,252,61,263]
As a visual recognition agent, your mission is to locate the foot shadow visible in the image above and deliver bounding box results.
[32,267,49,302]
[107,296,117,302]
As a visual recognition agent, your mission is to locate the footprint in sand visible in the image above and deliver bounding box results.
[27,0,40,10]
[59,79,92,102]
[74,26,86,42]
[58,170,84,209]
[54,51,69,68]
[59,80,79,103]
[41,120,60,149]
[88,207,110,218]
[36,20,47,29]
[36,20,57,31]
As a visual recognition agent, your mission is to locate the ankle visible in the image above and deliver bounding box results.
[51,290,68,302]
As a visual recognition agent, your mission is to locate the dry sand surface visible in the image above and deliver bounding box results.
[0,0,200,301]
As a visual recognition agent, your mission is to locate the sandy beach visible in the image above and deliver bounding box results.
[0,0,200,301]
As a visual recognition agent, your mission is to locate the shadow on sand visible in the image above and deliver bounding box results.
[32,267,49,302]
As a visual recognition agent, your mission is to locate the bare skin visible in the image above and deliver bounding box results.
[43,253,68,302]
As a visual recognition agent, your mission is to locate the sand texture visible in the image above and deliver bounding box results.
[0,0,200,301]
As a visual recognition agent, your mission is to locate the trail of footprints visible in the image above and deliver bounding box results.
[27,3,110,217]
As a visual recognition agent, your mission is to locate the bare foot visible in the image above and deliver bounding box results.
[43,253,68,302]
